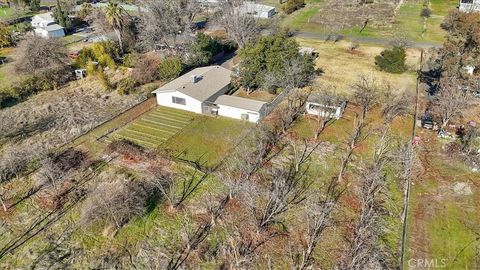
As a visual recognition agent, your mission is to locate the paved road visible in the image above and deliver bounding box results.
[294,31,443,49]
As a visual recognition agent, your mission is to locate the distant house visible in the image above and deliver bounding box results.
[459,0,480,12]
[305,94,347,120]
[31,12,65,38]
[235,2,276,18]
[152,65,268,123]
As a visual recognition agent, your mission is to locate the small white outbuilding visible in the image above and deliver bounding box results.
[34,24,65,38]
[305,94,347,120]
[235,2,276,18]
[214,95,267,123]
[459,0,480,12]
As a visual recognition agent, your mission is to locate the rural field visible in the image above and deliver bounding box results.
[296,38,420,95]
[278,0,458,43]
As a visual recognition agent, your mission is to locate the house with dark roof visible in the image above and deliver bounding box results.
[152,65,268,123]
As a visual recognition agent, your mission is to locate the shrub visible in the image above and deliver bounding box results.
[282,0,305,14]
[0,23,14,48]
[122,53,137,68]
[420,8,432,18]
[131,53,161,84]
[80,173,151,229]
[75,41,119,70]
[117,77,138,95]
[158,56,183,81]
[374,46,407,73]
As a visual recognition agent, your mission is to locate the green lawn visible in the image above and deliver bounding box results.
[113,106,196,148]
[112,105,254,167]
[163,116,254,167]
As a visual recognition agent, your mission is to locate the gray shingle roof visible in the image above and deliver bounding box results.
[215,95,267,112]
[153,66,232,102]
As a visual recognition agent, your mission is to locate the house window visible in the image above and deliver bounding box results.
[172,96,186,105]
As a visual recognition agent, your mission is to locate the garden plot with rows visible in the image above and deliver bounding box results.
[113,106,195,148]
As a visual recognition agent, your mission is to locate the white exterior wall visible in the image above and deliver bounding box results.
[49,29,65,38]
[34,28,65,38]
[460,0,480,12]
[254,8,275,18]
[217,104,263,123]
[305,102,344,119]
[34,28,48,38]
[155,91,203,114]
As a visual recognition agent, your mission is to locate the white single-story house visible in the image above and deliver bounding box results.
[215,95,267,123]
[31,12,65,38]
[306,94,347,120]
[152,66,232,114]
[34,24,65,38]
[152,66,268,123]
[236,2,276,18]
[460,0,480,12]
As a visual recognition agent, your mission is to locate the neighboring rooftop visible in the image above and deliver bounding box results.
[32,12,55,22]
[215,95,267,112]
[153,66,232,102]
[307,92,346,107]
[44,24,64,31]
[236,2,275,14]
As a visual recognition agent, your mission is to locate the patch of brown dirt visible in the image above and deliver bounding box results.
[346,49,366,57]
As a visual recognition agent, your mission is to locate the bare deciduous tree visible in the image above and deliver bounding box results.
[432,77,473,128]
[352,75,382,120]
[14,36,71,85]
[382,89,413,124]
[80,173,150,229]
[137,0,198,52]
[36,148,86,192]
[272,89,311,134]
[0,146,32,184]
[308,85,344,139]
[291,179,343,270]
[339,132,392,270]
[253,162,313,228]
[215,0,260,48]
[337,114,369,183]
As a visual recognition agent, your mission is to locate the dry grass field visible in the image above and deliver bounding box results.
[296,38,420,96]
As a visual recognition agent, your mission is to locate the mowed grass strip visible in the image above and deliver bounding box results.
[113,106,195,148]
